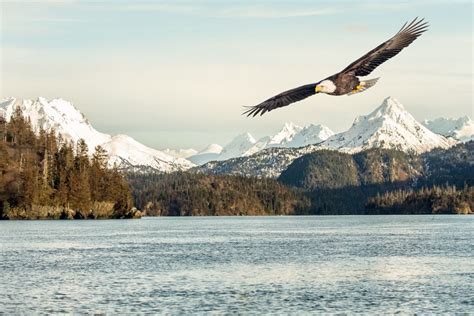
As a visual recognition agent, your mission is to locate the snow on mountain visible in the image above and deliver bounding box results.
[0,97,194,172]
[245,136,271,156]
[423,116,474,142]
[194,146,310,179]
[320,96,455,154]
[266,122,303,147]
[163,148,198,159]
[217,132,257,161]
[0,97,111,149]
[198,144,223,155]
[187,144,223,165]
[285,124,334,148]
[190,123,334,165]
[195,97,460,178]
[102,135,194,172]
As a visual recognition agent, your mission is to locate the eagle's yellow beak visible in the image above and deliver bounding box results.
[315,85,322,93]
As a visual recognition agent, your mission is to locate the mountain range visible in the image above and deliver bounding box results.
[187,122,334,165]
[423,116,474,142]
[0,96,472,175]
[194,97,467,178]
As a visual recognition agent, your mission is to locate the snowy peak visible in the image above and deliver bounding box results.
[190,122,335,165]
[232,132,256,144]
[218,132,257,161]
[0,97,194,172]
[285,124,334,148]
[371,96,406,118]
[423,116,474,142]
[353,96,407,125]
[322,97,454,154]
[198,144,223,155]
[267,122,303,147]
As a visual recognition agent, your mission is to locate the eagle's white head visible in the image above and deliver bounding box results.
[316,80,336,94]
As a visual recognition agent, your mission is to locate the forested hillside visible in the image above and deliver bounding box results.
[277,145,473,214]
[0,109,135,219]
[127,172,310,216]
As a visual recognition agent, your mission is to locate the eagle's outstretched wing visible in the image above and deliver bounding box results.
[341,17,429,77]
[243,83,317,117]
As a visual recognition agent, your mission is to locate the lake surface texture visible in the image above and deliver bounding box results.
[1,216,473,313]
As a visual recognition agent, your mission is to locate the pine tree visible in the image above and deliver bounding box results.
[90,145,108,201]
[69,139,91,216]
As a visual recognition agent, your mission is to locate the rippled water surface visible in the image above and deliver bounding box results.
[1,216,473,313]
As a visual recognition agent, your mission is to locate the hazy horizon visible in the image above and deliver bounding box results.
[1,0,472,150]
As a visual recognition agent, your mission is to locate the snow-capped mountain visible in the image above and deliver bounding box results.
[266,122,303,147]
[195,96,458,178]
[189,123,334,165]
[0,97,194,172]
[285,124,334,148]
[423,116,474,142]
[321,97,454,154]
[217,132,258,161]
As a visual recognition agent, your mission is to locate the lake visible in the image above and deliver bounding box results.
[1,216,473,314]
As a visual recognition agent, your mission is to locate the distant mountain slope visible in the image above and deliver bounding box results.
[0,97,194,172]
[193,146,314,178]
[195,97,457,178]
[423,116,474,142]
[278,148,422,191]
[420,140,474,187]
[187,144,223,165]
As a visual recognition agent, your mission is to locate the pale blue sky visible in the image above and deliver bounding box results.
[1,0,472,149]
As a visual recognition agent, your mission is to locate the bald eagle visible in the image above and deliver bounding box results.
[244,18,428,117]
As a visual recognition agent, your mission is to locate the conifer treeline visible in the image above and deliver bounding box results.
[127,172,310,216]
[0,108,134,219]
[366,185,473,214]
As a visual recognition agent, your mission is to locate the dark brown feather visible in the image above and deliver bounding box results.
[243,83,317,117]
[341,17,428,77]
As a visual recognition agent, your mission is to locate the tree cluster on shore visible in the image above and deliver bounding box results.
[366,185,473,214]
[0,109,135,219]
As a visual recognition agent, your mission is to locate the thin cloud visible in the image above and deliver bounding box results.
[115,2,340,19]
[214,6,339,19]
[30,17,85,23]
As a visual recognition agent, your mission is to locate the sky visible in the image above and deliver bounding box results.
[1,0,472,150]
